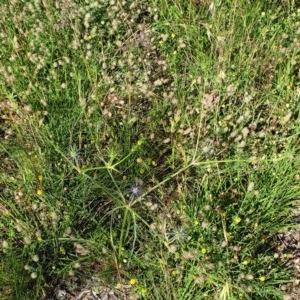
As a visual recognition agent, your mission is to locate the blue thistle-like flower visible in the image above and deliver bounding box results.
[129,183,143,198]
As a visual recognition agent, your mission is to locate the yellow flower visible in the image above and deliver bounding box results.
[259,276,266,282]
[38,175,43,182]
[201,248,207,254]
[242,260,249,265]
[36,189,43,196]
[129,278,137,285]
[137,140,143,146]
[136,158,143,163]
[235,216,242,224]
[171,33,176,38]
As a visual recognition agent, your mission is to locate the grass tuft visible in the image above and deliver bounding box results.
[1,0,300,299]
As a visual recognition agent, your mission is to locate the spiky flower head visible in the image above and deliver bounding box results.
[129,183,143,198]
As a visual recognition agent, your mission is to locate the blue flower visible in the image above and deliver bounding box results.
[129,183,143,198]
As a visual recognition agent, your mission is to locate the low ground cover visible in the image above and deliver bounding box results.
[0,0,300,299]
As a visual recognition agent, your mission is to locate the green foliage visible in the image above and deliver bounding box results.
[0,0,300,299]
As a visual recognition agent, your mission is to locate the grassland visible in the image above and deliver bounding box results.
[0,0,300,299]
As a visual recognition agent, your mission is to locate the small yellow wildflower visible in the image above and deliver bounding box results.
[152,160,157,166]
[36,189,43,196]
[235,216,242,224]
[242,260,249,265]
[171,270,177,276]
[259,276,266,282]
[171,33,176,38]
[136,158,143,163]
[38,175,43,182]
[201,248,207,254]
[261,12,266,17]
[129,278,137,285]
[137,140,143,146]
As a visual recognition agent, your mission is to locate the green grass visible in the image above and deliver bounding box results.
[0,0,300,299]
